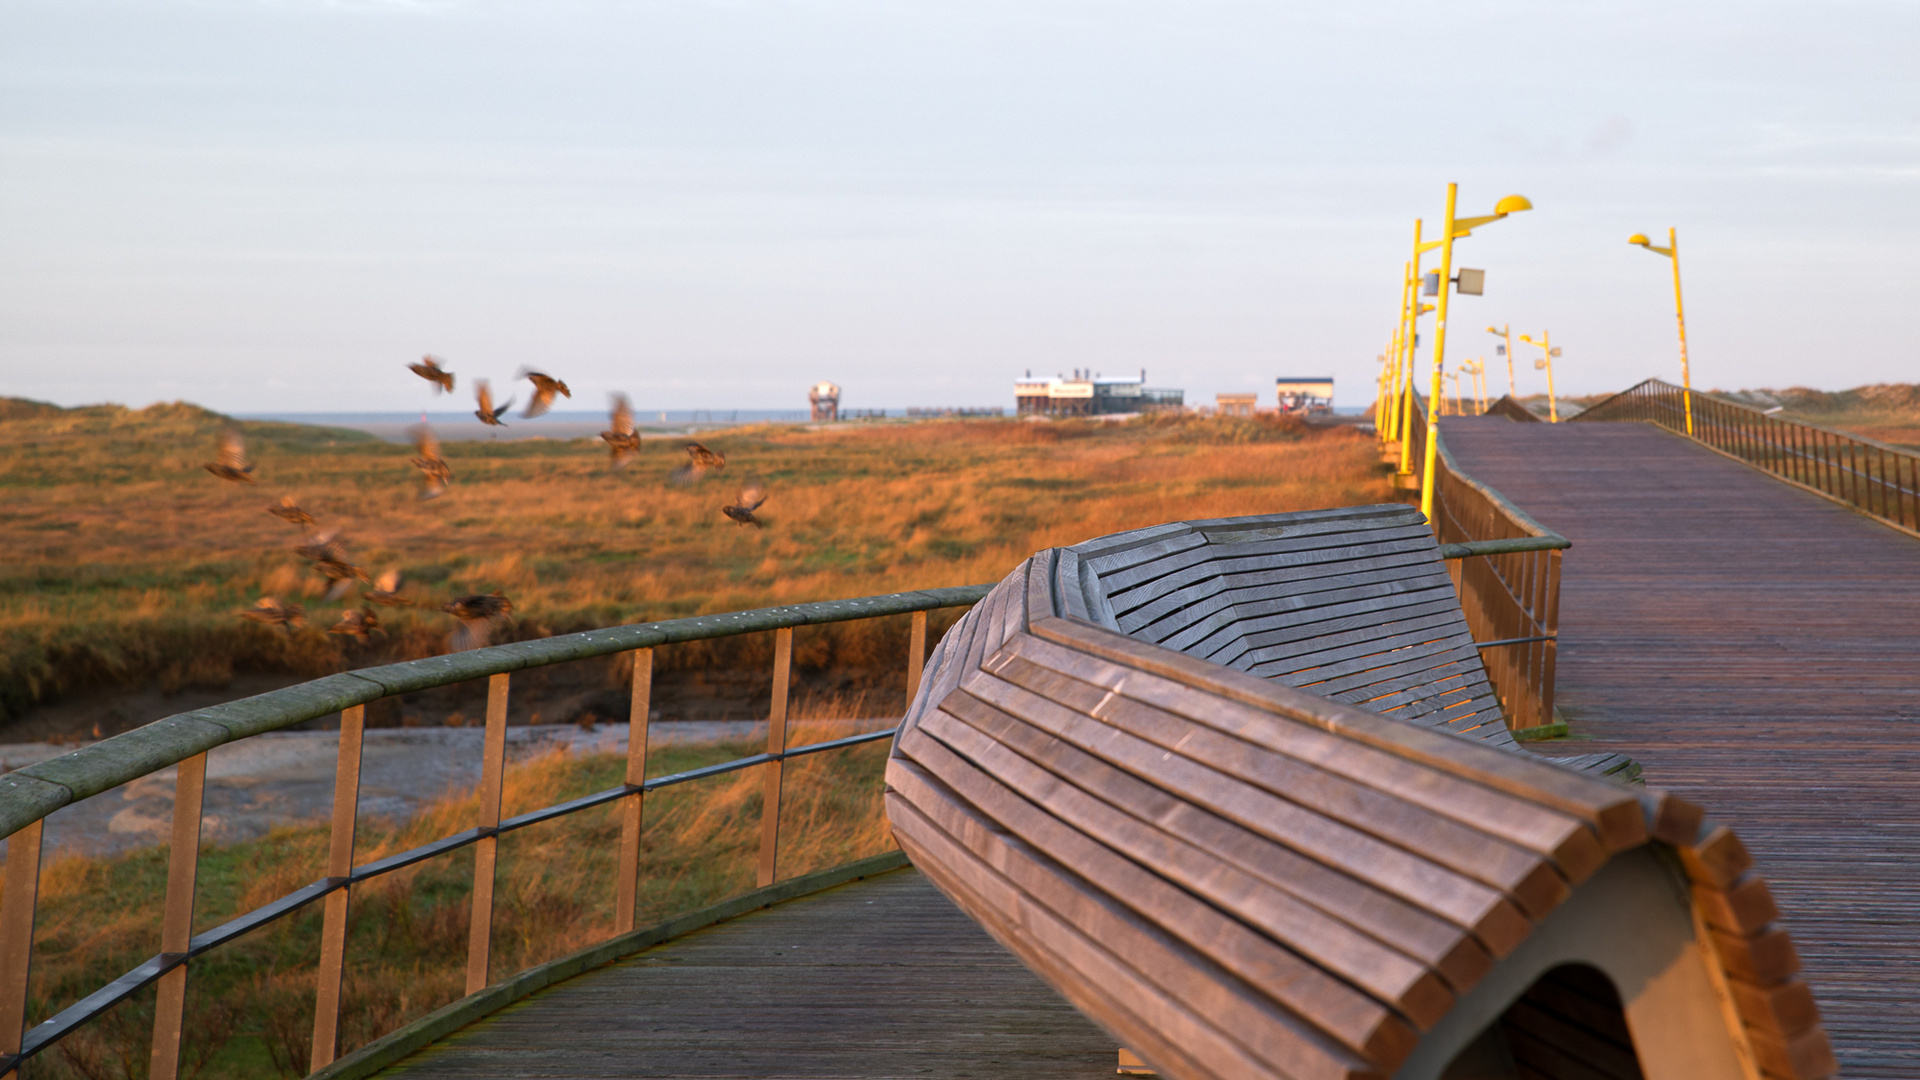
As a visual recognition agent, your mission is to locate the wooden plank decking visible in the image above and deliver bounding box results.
[1443,416,1920,1078]
[377,867,1114,1078]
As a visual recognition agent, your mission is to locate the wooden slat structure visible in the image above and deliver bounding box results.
[887,506,1835,1080]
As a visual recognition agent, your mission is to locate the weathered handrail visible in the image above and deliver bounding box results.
[1405,394,1568,732]
[0,584,991,1078]
[1576,377,1920,537]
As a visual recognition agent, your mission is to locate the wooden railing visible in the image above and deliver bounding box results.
[1405,395,1568,733]
[1576,377,1920,536]
[0,585,989,1079]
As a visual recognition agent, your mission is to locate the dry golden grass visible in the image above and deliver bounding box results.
[0,401,1390,729]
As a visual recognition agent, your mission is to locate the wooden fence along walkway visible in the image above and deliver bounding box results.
[1443,415,1920,1078]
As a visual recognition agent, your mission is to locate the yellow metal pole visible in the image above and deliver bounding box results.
[1542,331,1560,422]
[1418,184,1458,521]
[1670,227,1694,436]
[1398,225,1424,477]
[1502,327,1515,397]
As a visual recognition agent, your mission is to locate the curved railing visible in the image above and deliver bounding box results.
[0,584,991,1078]
[1403,394,1569,733]
[1577,377,1920,537]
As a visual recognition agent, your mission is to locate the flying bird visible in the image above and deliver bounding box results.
[363,568,410,606]
[294,529,348,563]
[409,423,454,499]
[203,428,255,483]
[516,368,572,418]
[238,597,304,631]
[268,495,315,526]
[474,380,512,427]
[722,482,768,528]
[600,394,641,470]
[328,607,381,640]
[295,531,367,601]
[409,355,455,394]
[443,593,514,652]
[668,441,725,485]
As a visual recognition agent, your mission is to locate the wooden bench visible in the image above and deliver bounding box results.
[887,508,1835,1080]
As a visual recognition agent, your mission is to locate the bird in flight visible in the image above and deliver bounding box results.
[203,428,255,483]
[669,442,725,485]
[238,597,304,631]
[474,380,513,426]
[409,355,455,394]
[723,482,768,527]
[444,593,514,651]
[363,568,410,606]
[517,368,572,418]
[409,424,454,499]
[600,394,641,470]
[295,531,368,601]
[268,495,315,526]
[328,607,381,640]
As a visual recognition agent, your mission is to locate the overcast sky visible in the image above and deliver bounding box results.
[2,0,1915,413]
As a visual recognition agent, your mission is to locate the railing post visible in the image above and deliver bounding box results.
[615,648,653,935]
[757,627,793,888]
[309,704,366,1072]
[466,673,510,996]
[150,751,208,1080]
[0,820,43,1080]
[905,611,928,707]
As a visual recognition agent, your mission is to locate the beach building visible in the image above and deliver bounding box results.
[1014,370,1184,417]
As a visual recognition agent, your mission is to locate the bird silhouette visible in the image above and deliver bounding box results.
[238,597,304,631]
[600,394,641,470]
[474,380,513,426]
[268,494,315,526]
[203,428,255,483]
[294,529,348,563]
[328,607,381,640]
[517,368,572,418]
[409,355,455,394]
[295,531,368,601]
[668,441,725,485]
[722,482,767,527]
[443,593,513,651]
[409,424,454,499]
[363,568,410,606]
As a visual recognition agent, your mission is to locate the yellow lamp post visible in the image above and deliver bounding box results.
[1630,228,1693,435]
[1520,332,1561,422]
[1486,325,1516,397]
[1417,185,1532,521]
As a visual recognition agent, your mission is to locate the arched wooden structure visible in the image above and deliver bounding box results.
[886,506,1835,1080]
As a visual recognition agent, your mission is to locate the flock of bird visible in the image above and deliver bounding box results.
[207,356,770,652]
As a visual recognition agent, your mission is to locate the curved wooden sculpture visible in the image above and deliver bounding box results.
[886,506,1834,1080]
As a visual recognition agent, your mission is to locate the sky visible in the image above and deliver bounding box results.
[2,0,1916,413]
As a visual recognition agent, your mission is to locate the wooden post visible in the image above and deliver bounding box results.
[757,628,793,888]
[309,704,366,1072]
[904,611,928,708]
[0,820,43,1080]
[466,674,510,996]
[150,751,208,1080]
[614,649,653,935]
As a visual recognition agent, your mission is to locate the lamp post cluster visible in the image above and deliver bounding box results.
[1373,185,1698,520]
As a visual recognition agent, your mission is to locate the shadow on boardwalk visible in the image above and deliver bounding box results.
[379,868,1113,1078]
[1445,416,1920,1078]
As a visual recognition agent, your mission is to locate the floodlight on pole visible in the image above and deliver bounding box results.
[1418,187,1532,522]
[1486,325,1516,397]
[1631,227,1694,435]
[1520,332,1560,422]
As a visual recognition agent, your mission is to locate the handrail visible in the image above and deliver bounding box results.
[0,583,992,1077]
[1575,378,1920,538]
[1405,394,1568,733]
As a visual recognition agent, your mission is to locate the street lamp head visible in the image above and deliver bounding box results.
[1519,335,1537,345]
[1628,233,1652,247]
[1493,195,1533,215]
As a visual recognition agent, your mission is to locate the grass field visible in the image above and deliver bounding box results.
[0,397,1391,735]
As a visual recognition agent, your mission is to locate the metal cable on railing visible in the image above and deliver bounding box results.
[0,584,992,1078]
[1576,378,1920,537]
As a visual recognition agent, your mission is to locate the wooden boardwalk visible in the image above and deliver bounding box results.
[1444,417,1920,1078]
[377,867,1114,1078]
